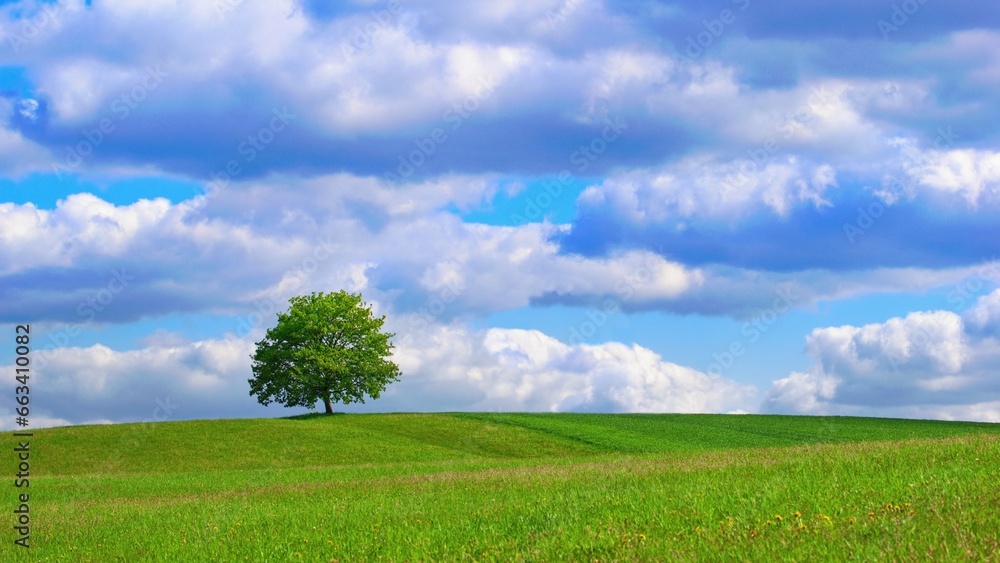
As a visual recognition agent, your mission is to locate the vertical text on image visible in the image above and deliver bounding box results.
[13,324,33,549]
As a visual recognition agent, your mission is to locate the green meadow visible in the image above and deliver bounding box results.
[9,413,1000,561]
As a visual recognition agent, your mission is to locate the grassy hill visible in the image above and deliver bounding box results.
[13,413,1000,561]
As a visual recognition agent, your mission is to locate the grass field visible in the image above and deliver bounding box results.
[8,413,1000,561]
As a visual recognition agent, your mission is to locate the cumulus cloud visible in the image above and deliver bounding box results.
[0,181,708,324]
[0,320,756,428]
[2,0,992,180]
[897,142,1000,207]
[2,0,999,426]
[0,191,306,323]
[6,180,995,332]
[0,0,583,177]
[0,335,265,429]
[0,100,53,175]
[355,322,757,414]
[964,287,1000,337]
[559,141,1000,271]
[574,155,838,221]
[763,290,1000,421]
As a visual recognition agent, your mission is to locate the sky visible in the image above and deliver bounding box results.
[1,0,999,429]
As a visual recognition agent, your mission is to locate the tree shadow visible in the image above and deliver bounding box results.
[281,412,349,421]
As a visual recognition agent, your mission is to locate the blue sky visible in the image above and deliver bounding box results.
[1,0,999,428]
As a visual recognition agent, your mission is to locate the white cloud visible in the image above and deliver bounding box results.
[763,290,1000,421]
[387,322,757,413]
[804,311,967,377]
[18,98,39,121]
[0,320,756,426]
[35,57,136,123]
[4,178,994,329]
[639,69,899,163]
[899,143,1000,207]
[578,155,838,220]
[0,336,262,427]
[911,29,1000,89]
[0,0,932,161]
[1,0,989,214]
[761,370,839,416]
[0,102,53,175]
[0,192,292,278]
[0,410,105,431]
[0,0,531,135]
[964,286,1000,336]
[0,179,708,322]
[410,223,701,312]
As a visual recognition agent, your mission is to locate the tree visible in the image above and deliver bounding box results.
[249,290,401,414]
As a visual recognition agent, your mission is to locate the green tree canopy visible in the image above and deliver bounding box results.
[249,290,401,414]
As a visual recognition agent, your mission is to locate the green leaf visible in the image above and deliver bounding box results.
[249,290,401,413]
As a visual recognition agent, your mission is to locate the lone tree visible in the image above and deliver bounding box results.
[249,290,401,414]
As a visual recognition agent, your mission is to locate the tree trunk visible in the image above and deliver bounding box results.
[323,396,334,415]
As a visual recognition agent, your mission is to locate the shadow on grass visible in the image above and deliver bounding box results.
[282,412,350,421]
